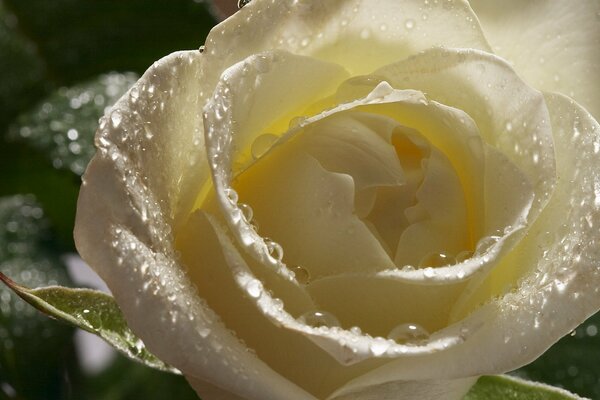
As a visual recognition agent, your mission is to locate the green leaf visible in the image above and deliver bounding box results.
[513,311,600,399]
[464,375,586,400]
[8,72,139,175]
[0,195,76,400]
[0,272,180,375]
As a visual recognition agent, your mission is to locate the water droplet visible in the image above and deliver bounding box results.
[199,327,211,338]
[237,0,252,8]
[110,110,122,128]
[475,235,501,255]
[370,337,390,356]
[505,121,513,132]
[404,19,415,30]
[419,252,455,268]
[198,45,205,53]
[265,239,284,261]
[455,250,473,263]
[350,326,362,335]
[388,323,430,344]
[251,133,278,159]
[291,265,310,284]
[246,279,263,298]
[238,203,254,222]
[360,28,371,39]
[298,310,340,328]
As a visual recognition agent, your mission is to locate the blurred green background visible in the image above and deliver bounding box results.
[0,1,597,399]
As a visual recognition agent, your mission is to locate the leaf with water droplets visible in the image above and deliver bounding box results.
[0,273,179,375]
[464,375,585,400]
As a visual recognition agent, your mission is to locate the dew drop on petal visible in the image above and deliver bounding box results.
[404,19,415,30]
[265,239,284,262]
[110,110,122,128]
[455,250,473,263]
[419,252,455,268]
[246,279,263,298]
[238,203,254,222]
[388,323,430,344]
[291,265,310,284]
[369,337,390,356]
[298,310,340,328]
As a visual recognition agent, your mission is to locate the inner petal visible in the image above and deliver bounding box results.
[234,131,396,279]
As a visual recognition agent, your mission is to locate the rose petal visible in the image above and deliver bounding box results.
[324,94,600,391]
[328,377,477,400]
[305,273,468,338]
[202,0,491,82]
[234,143,396,278]
[176,208,471,397]
[297,112,405,191]
[395,147,470,267]
[376,48,555,222]
[76,51,316,400]
[469,0,600,120]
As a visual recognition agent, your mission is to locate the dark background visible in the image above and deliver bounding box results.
[0,1,598,399]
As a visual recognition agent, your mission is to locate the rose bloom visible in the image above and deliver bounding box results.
[74,1,600,399]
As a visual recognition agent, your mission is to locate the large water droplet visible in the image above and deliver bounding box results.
[404,19,415,30]
[419,252,455,268]
[388,323,430,344]
[251,133,278,159]
[291,265,310,284]
[265,239,284,262]
[299,310,340,328]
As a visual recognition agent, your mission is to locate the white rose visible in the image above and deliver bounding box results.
[74,1,600,399]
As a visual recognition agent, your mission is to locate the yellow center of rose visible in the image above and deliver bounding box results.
[234,110,473,279]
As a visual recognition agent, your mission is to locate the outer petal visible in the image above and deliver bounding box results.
[202,0,491,82]
[469,0,600,120]
[75,52,315,400]
[327,94,600,394]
